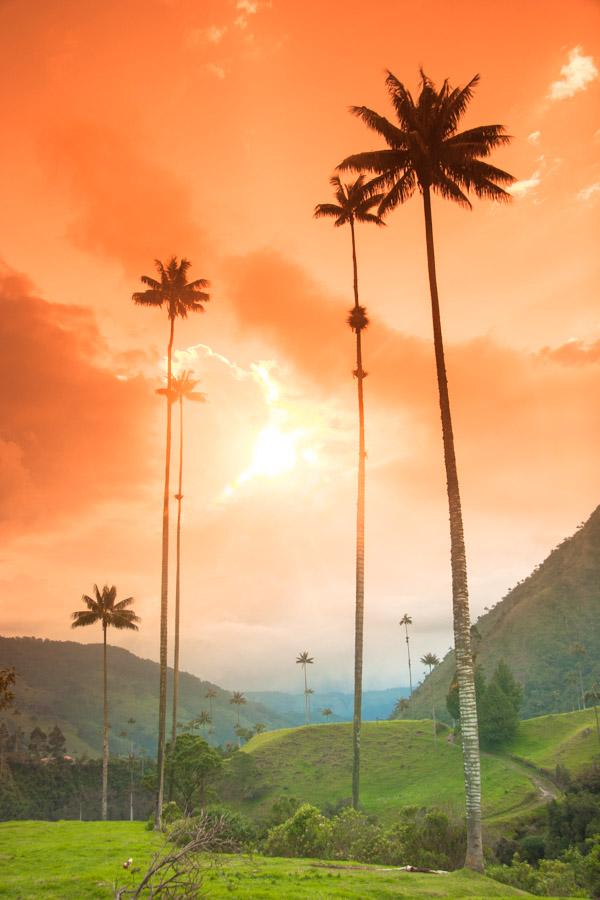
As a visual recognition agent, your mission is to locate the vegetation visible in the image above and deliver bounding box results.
[315,175,383,811]
[399,615,414,696]
[421,653,440,743]
[295,652,314,725]
[338,70,515,871]
[0,820,546,898]
[132,255,210,827]
[71,586,140,821]
[447,661,523,750]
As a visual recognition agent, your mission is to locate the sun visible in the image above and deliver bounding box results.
[250,424,299,478]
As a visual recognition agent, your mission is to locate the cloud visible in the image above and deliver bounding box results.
[548,46,598,101]
[538,339,600,366]
[577,181,600,202]
[507,170,542,198]
[527,131,541,145]
[204,62,227,79]
[0,265,155,533]
[40,122,206,274]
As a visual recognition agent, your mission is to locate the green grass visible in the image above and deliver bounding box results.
[510,709,600,772]
[0,821,538,898]
[221,720,536,823]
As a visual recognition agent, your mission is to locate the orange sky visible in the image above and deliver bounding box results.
[0,0,598,691]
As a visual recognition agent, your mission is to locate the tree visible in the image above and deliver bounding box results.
[28,726,48,758]
[47,725,66,758]
[158,370,206,802]
[205,687,217,723]
[584,683,600,745]
[296,652,314,725]
[254,722,266,735]
[163,734,222,814]
[133,256,210,828]
[570,643,587,709]
[229,692,247,728]
[421,653,440,743]
[315,175,383,811]
[0,667,16,712]
[338,71,514,871]
[71,584,140,820]
[392,697,410,718]
[305,687,315,723]
[447,662,522,750]
[322,707,333,721]
[399,614,414,696]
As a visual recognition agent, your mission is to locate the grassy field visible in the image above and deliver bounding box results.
[219,720,536,823]
[0,821,539,898]
[511,709,600,772]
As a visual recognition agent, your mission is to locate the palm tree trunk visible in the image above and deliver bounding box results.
[422,186,483,871]
[155,315,175,829]
[404,624,413,696]
[168,396,184,801]
[102,622,108,821]
[303,667,308,725]
[349,217,366,811]
[430,668,437,745]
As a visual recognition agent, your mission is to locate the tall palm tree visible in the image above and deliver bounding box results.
[296,652,314,725]
[315,175,383,811]
[339,71,514,871]
[421,653,440,744]
[71,585,140,820]
[305,687,315,723]
[322,707,333,721]
[229,692,247,727]
[205,687,217,720]
[132,257,209,827]
[157,370,206,801]
[399,614,414,696]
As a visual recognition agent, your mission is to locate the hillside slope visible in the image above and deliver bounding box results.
[218,711,599,825]
[397,505,600,721]
[0,636,292,756]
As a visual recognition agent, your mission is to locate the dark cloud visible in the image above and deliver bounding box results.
[0,265,155,531]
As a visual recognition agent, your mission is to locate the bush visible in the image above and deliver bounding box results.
[169,807,255,850]
[487,857,587,897]
[263,803,333,858]
[329,808,382,863]
[146,800,182,831]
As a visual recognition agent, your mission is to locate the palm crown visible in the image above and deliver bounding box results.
[399,614,412,627]
[296,651,314,666]
[157,370,207,405]
[133,257,210,320]
[338,71,515,214]
[421,653,440,669]
[314,175,385,227]
[71,585,140,632]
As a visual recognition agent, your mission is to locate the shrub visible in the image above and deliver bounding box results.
[329,808,382,863]
[169,807,255,850]
[488,857,587,897]
[263,803,332,858]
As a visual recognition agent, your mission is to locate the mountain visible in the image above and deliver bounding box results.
[395,505,600,722]
[246,688,409,724]
[0,636,294,757]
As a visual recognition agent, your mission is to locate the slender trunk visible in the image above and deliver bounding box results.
[578,665,586,709]
[169,396,185,801]
[594,705,600,744]
[155,316,175,830]
[102,623,109,821]
[404,624,413,696]
[129,759,134,822]
[349,217,366,811]
[303,667,308,725]
[422,187,483,871]
[430,667,437,744]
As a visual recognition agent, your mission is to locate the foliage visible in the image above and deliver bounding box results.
[487,857,587,896]
[447,661,521,749]
[264,803,333,858]
[0,666,16,711]
[168,807,255,849]
[163,734,222,814]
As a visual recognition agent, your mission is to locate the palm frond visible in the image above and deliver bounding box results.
[314,202,345,220]
[444,125,511,157]
[71,611,100,628]
[378,170,418,215]
[139,276,161,290]
[112,596,135,611]
[132,290,164,307]
[349,106,408,149]
[337,149,407,176]
[432,173,472,209]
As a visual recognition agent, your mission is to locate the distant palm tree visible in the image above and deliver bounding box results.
[71,585,140,820]
[254,722,266,735]
[197,711,211,735]
[394,697,410,717]
[399,614,414,696]
[339,71,514,872]
[230,692,247,727]
[158,370,206,801]
[205,687,217,721]
[584,683,600,744]
[305,688,315,723]
[296,652,314,725]
[322,707,333,721]
[133,256,210,827]
[315,174,383,811]
[421,653,440,744]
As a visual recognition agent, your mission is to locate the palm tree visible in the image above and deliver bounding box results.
[229,692,247,727]
[205,687,217,721]
[305,687,315,723]
[197,711,211,735]
[399,614,414,696]
[338,71,515,871]
[71,585,140,820]
[421,653,440,744]
[315,175,383,811]
[322,707,333,721]
[133,257,210,827]
[296,652,314,725]
[158,371,206,801]
[584,683,600,744]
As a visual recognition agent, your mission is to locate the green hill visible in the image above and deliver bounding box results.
[217,711,600,825]
[397,505,600,722]
[0,636,292,757]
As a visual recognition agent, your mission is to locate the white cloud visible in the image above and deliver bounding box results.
[548,47,598,101]
[204,63,226,80]
[237,0,258,12]
[508,170,542,198]
[577,182,600,202]
[527,131,541,145]
[206,25,227,44]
